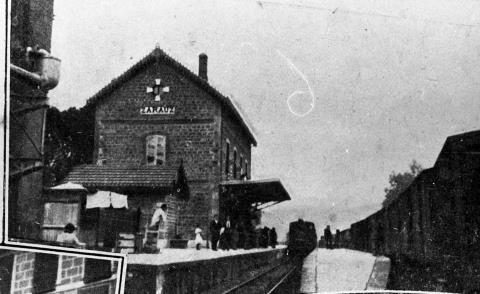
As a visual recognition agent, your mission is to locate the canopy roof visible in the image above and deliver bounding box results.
[64,165,177,189]
[49,182,88,191]
[220,178,291,205]
[63,164,189,199]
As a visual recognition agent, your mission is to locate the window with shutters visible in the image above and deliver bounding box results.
[146,135,166,166]
[84,259,112,284]
[32,253,59,293]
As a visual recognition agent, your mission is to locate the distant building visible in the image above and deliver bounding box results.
[47,47,290,250]
[0,249,117,294]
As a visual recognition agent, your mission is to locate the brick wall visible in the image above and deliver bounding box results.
[58,256,84,285]
[221,107,252,182]
[10,0,54,68]
[128,193,181,241]
[9,252,118,294]
[93,61,216,240]
[95,62,220,172]
[12,252,35,294]
[92,56,254,241]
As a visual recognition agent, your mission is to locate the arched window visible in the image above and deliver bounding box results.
[146,135,166,166]
[233,149,237,179]
[240,155,244,177]
[225,140,230,176]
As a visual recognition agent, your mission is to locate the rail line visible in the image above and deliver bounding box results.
[221,259,301,294]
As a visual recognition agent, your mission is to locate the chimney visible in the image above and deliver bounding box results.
[198,53,208,81]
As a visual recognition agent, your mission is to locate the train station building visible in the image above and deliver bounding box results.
[42,47,291,250]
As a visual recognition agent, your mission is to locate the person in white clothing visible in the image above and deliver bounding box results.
[150,203,167,229]
[56,223,86,248]
[195,224,203,250]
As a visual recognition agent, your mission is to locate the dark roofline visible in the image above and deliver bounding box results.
[434,129,480,166]
[86,47,257,146]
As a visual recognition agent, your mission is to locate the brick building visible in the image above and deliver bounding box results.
[51,47,290,250]
[0,249,118,294]
[9,0,61,240]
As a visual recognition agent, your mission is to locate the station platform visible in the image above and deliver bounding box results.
[299,248,390,293]
[127,245,286,266]
[125,246,289,294]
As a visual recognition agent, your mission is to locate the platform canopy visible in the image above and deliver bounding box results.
[220,178,291,208]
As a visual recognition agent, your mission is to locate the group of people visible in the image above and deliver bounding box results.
[194,215,278,251]
[57,215,279,252]
[322,225,341,249]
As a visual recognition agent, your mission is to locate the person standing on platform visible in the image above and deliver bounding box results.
[324,225,333,249]
[219,227,229,250]
[209,214,221,251]
[270,227,278,248]
[260,227,269,248]
[195,224,203,250]
[225,216,232,249]
[334,229,341,248]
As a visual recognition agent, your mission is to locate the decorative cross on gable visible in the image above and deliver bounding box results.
[146,78,170,101]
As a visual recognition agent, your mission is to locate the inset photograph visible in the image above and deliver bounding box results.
[0,246,123,294]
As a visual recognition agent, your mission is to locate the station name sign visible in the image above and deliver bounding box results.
[140,106,176,115]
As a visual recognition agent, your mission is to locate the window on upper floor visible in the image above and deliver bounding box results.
[240,155,244,177]
[245,160,249,179]
[233,149,237,179]
[146,135,166,166]
[225,141,230,176]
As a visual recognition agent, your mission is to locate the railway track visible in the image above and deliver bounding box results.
[221,258,302,294]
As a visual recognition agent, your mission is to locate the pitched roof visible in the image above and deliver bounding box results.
[63,164,178,190]
[86,47,257,146]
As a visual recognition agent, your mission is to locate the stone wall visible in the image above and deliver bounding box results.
[128,193,182,242]
[92,57,253,240]
[12,252,35,294]
[58,256,84,285]
[126,248,287,294]
[221,107,252,182]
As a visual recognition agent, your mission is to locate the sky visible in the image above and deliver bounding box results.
[48,0,480,239]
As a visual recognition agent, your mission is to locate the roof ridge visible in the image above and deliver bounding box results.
[72,164,178,170]
[85,45,257,146]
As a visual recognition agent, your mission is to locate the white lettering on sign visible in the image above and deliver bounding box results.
[140,106,176,115]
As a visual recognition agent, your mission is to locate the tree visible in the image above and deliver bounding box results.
[382,160,423,208]
[43,103,95,186]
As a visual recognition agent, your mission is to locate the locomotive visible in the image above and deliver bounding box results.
[287,219,317,257]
